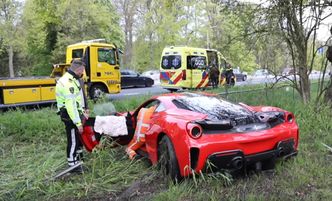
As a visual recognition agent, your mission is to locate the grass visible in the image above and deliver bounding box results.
[0,84,332,201]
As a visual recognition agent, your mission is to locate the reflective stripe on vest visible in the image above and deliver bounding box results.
[135,107,156,141]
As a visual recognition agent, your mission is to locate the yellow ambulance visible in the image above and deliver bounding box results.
[160,46,226,91]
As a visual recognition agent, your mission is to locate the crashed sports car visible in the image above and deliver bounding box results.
[84,92,299,180]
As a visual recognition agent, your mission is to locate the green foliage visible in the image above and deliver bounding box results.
[0,0,23,76]
[16,0,124,76]
[0,107,62,142]
[1,83,332,200]
[131,0,194,71]
[129,0,259,73]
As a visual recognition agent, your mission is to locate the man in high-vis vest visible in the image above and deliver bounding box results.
[56,59,89,173]
[126,106,156,160]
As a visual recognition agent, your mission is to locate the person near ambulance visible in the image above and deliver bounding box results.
[126,105,156,159]
[209,64,220,88]
[56,59,89,173]
[223,63,235,85]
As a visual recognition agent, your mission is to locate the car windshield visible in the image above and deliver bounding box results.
[233,69,240,74]
[98,48,116,65]
[254,70,268,76]
[172,93,256,124]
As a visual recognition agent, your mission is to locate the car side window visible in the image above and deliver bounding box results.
[155,103,166,113]
[128,71,136,76]
[137,100,161,115]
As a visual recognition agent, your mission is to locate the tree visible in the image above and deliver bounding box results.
[269,0,332,103]
[113,0,140,69]
[224,0,332,103]
[20,0,123,75]
[323,27,332,104]
[203,1,257,71]
[131,0,190,71]
[0,0,21,77]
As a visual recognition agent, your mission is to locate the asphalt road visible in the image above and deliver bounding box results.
[108,73,326,100]
[108,85,170,100]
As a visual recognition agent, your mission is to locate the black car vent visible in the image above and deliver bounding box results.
[172,99,191,111]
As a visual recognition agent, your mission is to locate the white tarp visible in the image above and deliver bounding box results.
[94,116,128,136]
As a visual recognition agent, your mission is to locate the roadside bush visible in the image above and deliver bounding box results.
[0,107,62,142]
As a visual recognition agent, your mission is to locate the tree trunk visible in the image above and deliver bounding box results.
[149,33,154,68]
[299,71,311,103]
[324,79,332,104]
[8,45,14,78]
[123,19,133,69]
[298,56,311,103]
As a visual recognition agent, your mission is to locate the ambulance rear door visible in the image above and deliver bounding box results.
[160,54,184,88]
[187,52,208,89]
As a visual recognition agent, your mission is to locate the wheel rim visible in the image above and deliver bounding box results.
[93,88,104,99]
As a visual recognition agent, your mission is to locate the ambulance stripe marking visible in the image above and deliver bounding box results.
[196,71,209,88]
[160,72,170,81]
[160,72,174,84]
[172,72,183,84]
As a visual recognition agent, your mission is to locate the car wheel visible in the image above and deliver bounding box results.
[145,81,152,87]
[168,89,178,93]
[243,75,247,81]
[89,84,106,100]
[158,135,181,182]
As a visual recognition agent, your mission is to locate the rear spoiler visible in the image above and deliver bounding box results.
[195,119,233,130]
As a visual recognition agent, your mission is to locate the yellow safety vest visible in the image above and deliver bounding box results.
[55,72,84,126]
[134,106,156,141]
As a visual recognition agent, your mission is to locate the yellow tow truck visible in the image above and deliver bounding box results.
[0,39,121,108]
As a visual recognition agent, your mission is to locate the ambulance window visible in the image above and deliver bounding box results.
[72,49,83,59]
[98,48,116,65]
[161,55,181,69]
[187,56,206,69]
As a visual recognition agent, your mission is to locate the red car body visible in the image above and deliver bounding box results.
[124,92,299,178]
[83,92,299,179]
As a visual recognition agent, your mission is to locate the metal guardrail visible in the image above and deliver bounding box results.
[216,83,291,96]
[216,80,322,97]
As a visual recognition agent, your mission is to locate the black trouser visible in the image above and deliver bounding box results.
[210,76,219,88]
[59,109,83,166]
[225,72,234,85]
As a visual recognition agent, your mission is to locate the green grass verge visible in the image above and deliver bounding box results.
[0,84,331,201]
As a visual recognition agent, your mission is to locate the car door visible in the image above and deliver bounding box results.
[121,71,131,88]
[126,70,137,87]
[132,71,142,86]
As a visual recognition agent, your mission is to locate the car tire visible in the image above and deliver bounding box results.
[145,82,152,87]
[243,75,247,81]
[168,89,178,93]
[158,135,181,182]
[89,84,106,100]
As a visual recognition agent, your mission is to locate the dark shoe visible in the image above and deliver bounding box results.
[69,165,84,174]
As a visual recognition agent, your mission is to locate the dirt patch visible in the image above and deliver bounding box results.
[111,172,169,201]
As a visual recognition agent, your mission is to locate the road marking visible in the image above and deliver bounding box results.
[126,92,140,96]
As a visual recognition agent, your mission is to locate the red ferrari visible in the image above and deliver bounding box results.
[85,92,299,180]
